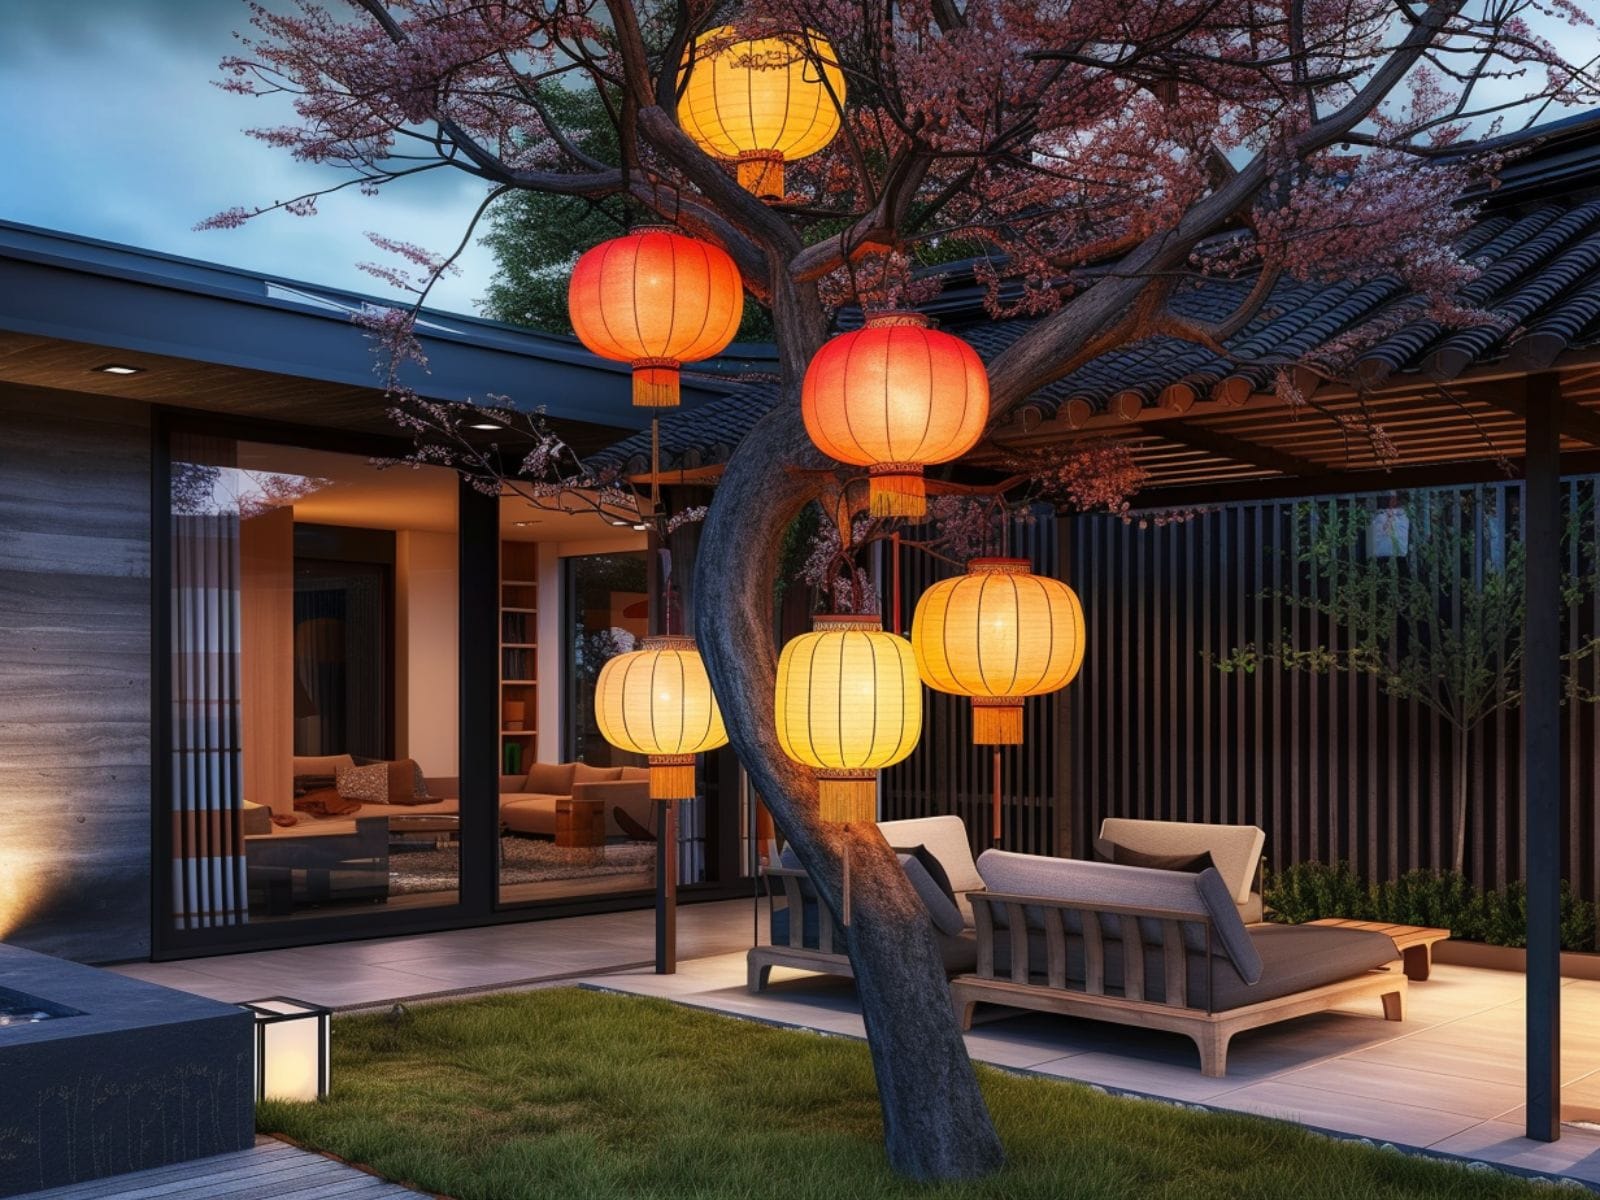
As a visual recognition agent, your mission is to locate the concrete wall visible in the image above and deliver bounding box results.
[395,528,459,776]
[0,386,151,962]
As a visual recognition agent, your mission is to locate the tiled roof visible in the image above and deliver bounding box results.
[595,111,1600,477]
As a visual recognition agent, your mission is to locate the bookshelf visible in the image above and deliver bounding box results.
[500,540,538,776]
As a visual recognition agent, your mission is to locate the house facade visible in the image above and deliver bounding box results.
[0,220,770,963]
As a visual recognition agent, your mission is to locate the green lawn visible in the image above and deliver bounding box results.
[259,988,1555,1200]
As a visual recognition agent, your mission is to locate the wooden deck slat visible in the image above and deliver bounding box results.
[15,1140,420,1200]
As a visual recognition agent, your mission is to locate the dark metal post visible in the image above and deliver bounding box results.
[1525,374,1562,1142]
[656,798,677,973]
[458,479,500,917]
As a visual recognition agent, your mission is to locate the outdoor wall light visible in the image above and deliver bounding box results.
[468,422,502,430]
[93,363,143,375]
[243,996,330,1102]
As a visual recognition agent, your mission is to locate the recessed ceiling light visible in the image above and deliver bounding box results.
[512,519,540,527]
[94,364,143,375]
[608,519,631,527]
[468,422,501,431]
[631,523,649,531]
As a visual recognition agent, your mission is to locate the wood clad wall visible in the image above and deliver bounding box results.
[0,385,151,962]
[881,515,1067,860]
[1064,484,1600,907]
[881,483,1600,919]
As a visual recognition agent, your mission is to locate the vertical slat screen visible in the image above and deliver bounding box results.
[880,512,1063,860]
[882,480,1599,924]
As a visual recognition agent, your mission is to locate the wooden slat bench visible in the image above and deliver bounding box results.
[747,865,850,992]
[950,889,1407,1077]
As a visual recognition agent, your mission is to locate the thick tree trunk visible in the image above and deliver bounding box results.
[694,397,1005,1181]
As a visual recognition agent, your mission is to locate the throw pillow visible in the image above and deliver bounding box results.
[1107,843,1218,876]
[889,844,959,907]
[336,762,389,805]
[293,773,336,798]
[897,854,966,937]
[375,758,435,805]
[524,761,578,795]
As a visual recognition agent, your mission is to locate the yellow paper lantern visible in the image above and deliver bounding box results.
[595,635,728,798]
[911,558,1085,745]
[677,25,845,200]
[775,615,922,822]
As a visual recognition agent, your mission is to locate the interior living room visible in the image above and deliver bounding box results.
[167,432,655,938]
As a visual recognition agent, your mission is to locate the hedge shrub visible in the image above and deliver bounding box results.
[1263,861,1597,951]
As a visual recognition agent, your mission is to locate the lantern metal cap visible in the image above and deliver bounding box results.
[812,613,883,632]
[861,309,931,329]
[966,557,1033,575]
[642,634,699,651]
[628,223,681,235]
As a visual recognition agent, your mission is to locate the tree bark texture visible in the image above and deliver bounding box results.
[694,399,1005,1181]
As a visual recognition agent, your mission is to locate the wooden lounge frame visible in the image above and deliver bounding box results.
[747,865,852,992]
[950,890,1406,1077]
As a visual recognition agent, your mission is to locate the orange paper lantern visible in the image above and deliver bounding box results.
[567,226,743,407]
[801,312,990,517]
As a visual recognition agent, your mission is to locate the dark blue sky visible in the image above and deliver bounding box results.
[0,0,495,313]
[0,2,1592,318]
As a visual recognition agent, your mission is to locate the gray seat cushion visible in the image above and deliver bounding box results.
[992,922,1399,1011]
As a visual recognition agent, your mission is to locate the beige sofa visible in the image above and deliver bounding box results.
[245,755,653,842]
[499,761,653,838]
[1096,818,1266,922]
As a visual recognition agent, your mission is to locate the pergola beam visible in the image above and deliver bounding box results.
[1153,419,1332,477]
[1487,378,1600,447]
[1525,372,1563,1142]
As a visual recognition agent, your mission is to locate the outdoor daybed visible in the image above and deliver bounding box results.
[748,814,982,991]
[951,850,1406,1076]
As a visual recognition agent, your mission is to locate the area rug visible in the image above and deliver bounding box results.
[388,838,655,896]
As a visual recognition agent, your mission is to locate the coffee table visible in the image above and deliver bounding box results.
[387,814,461,849]
[1308,918,1451,981]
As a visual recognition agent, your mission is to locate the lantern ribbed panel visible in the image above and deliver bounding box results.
[775,617,922,778]
[568,228,744,406]
[910,559,1085,745]
[677,27,844,197]
[594,636,728,797]
[801,313,989,516]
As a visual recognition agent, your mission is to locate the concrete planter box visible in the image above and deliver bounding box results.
[1432,938,1600,981]
[0,944,254,1197]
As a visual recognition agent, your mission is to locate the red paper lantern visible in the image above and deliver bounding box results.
[801,312,989,516]
[567,226,744,407]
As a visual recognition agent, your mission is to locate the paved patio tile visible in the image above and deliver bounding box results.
[1212,1079,1481,1146]
[1427,1120,1600,1183]
[1270,1057,1530,1120]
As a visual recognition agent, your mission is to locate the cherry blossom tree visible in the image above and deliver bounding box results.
[211,0,1599,1180]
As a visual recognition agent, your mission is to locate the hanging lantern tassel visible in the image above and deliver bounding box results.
[816,768,877,824]
[648,753,697,800]
[868,464,926,518]
[736,151,785,200]
[632,358,681,408]
[971,697,1025,745]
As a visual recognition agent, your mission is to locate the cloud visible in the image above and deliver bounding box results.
[0,0,499,315]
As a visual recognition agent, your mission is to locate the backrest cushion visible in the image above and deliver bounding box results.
[524,761,578,795]
[878,815,982,926]
[975,850,1262,984]
[574,762,624,785]
[898,854,965,937]
[1099,818,1265,905]
[619,766,651,783]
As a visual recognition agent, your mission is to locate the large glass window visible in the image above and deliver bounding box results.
[165,435,461,936]
[494,545,654,905]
